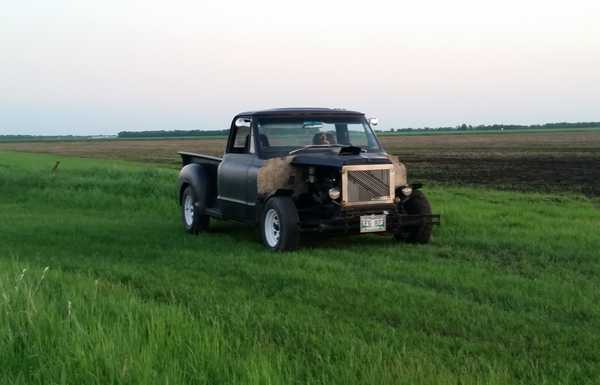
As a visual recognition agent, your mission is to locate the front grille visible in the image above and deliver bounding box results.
[342,165,394,205]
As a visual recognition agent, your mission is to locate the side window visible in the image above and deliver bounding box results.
[233,126,250,151]
[229,117,253,154]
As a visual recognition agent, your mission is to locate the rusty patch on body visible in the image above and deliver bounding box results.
[257,156,305,194]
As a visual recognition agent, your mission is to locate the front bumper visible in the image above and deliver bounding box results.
[299,206,441,233]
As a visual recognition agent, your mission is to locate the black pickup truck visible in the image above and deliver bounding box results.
[177,108,440,251]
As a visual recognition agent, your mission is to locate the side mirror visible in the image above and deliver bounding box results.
[235,117,252,128]
[368,117,379,127]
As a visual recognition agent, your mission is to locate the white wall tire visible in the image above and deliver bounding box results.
[181,186,209,234]
[260,196,300,251]
[183,193,195,227]
[264,208,281,248]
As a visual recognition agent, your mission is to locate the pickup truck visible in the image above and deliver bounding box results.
[177,108,440,251]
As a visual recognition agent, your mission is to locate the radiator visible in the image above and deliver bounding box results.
[341,165,395,206]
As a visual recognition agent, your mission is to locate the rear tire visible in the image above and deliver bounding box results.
[181,186,209,234]
[260,196,300,251]
[395,190,433,244]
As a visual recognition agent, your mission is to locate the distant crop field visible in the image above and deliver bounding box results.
[1,150,599,384]
[382,130,600,196]
[1,129,599,195]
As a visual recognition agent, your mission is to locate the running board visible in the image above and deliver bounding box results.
[204,207,223,219]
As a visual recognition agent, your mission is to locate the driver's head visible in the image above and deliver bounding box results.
[313,132,328,145]
[313,132,336,145]
[318,133,330,144]
[325,132,336,144]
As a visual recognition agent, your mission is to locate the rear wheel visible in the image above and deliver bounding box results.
[181,186,209,234]
[394,190,433,244]
[260,196,300,251]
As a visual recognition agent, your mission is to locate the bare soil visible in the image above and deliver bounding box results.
[380,132,600,196]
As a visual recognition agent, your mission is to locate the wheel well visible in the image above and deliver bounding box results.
[261,189,294,206]
[179,182,190,205]
[256,189,295,223]
[267,189,293,200]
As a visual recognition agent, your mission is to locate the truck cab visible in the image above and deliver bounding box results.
[178,108,439,251]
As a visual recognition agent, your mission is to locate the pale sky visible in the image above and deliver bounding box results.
[1,0,599,135]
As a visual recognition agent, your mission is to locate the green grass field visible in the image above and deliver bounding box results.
[1,151,599,384]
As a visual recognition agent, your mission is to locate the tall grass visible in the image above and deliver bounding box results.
[1,150,599,384]
[0,262,295,385]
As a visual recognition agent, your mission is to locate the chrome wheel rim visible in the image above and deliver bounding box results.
[264,209,280,247]
[183,193,194,226]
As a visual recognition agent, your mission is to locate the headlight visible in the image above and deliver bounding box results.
[328,187,341,200]
[401,186,413,197]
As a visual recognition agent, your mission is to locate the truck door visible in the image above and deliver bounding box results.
[217,117,256,222]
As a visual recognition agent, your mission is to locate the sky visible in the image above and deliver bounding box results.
[1,0,599,135]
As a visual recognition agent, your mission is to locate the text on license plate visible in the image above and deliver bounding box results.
[360,214,386,233]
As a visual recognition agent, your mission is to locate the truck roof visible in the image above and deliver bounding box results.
[237,107,365,117]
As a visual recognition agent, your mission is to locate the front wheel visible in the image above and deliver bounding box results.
[181,186,209,234]
[260,196,300,251]
[394,190,433,244]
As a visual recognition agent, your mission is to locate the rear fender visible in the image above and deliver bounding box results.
[178,164,216,210]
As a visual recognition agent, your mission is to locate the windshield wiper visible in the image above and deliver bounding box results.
[288,144,344,155]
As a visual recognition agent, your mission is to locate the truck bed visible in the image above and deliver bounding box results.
[178,151,222,167]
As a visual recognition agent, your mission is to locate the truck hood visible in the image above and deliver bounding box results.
[290,152,391,169]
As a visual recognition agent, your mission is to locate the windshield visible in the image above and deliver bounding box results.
[256,116,380,157]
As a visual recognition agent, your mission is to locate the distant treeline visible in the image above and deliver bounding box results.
[118,122,600,137]
[391,122,600,132]
[4,121,599,141]
[117,129,229,138]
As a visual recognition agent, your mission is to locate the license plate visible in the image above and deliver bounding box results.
[360,214,387,233]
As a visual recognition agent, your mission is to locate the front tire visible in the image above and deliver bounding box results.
[395,190,433,244]
[181,186,209,234]
[260,196,300,251]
